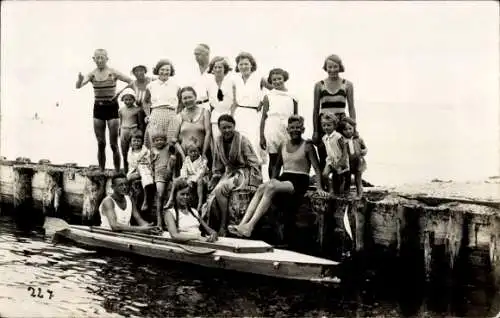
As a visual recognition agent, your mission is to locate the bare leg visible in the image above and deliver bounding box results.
[156,182,166,228]
[165,178,178,208]
[239,184,266,225]
[120,129,131,173]
[142,184,155,212]
[196,180,204,211]
[93,119,107,171]
[355,171,363,196]
[215,193,228,236]
[108,119,121,172]
[237,180,294,237]
[267,153,278,178]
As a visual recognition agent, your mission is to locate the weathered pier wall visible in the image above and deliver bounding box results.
[0,157,499,286]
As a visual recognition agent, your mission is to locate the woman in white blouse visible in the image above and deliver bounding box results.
[143,59,181,148]
[206,56,235,141]
[233,52,271,164]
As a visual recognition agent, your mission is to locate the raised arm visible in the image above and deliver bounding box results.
[76,72,92,89]
[312,82,322,144]
[293,98,299,115]
[202,109,212,157]
[305,140,324,190]
[346,81,356,120]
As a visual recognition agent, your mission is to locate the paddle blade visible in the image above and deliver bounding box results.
[43,217,70,235]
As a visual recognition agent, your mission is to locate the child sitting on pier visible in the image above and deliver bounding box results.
[119,88,146,173]
[127,130,154,212]
[166,141,208,212]
[150,131,177,228]
[337,117,367,196]
[321,114,349,195]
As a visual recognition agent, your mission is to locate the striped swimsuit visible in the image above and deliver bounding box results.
[92,73,119,120]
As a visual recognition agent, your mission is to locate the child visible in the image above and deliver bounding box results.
[321,114,349,194]
[127,130,155,212]
[150,131,177,228]
[119,88,146,173]
[179,142,208,211]
[260,68,298,178]
[337,117,367,196]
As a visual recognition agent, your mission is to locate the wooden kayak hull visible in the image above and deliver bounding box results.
[56,227,341,284]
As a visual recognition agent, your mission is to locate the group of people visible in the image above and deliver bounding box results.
[75,44,368,243]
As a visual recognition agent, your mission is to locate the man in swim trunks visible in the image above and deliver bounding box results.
[76,49,133,172]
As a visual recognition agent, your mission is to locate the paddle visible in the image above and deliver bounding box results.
[43,217,215,255]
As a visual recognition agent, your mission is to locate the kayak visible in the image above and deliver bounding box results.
[54,224,341,284]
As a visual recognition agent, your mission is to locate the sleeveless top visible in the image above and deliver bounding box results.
[318,79,348,115]
[267,89,295,120]
[168,208,201,235]
[281,140,310,175]
[178,108,207,150]
[234,72,263,108]
[131,78,151,107]
[91,72,117,102]
[99,195,133,229]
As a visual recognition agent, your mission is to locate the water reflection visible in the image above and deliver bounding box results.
[0,215,498,317]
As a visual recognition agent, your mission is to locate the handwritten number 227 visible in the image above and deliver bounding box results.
[27,287,53,299]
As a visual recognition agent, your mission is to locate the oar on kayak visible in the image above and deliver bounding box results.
[43,217,215,255]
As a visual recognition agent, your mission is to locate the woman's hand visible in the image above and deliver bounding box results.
[207,230,218,242]
[144,116,149,124]
[260,136,267,150]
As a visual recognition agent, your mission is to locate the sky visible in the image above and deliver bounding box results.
[1,1,499,185]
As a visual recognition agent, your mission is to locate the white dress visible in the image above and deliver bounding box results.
[207,75,235,140]
[99,195,133,230]
[233,72,265,163]
[264,89,296,153]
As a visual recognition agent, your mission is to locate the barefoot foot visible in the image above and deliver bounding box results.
[236,224,252,238]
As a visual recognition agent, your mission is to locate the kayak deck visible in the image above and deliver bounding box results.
[57,227,341,283]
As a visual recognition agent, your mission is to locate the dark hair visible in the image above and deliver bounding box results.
[235,52,257,72]
[217,114,236,127]
[131,129,144,141]
[336,117,358,136]
[322,54,345,73]
[131,65,147,74]
[267,68,289,84]
[153,59,176,76]
[179,86,197,99]
[111,173,128,186]
[208,56,232,75]
[172,178,192,214]
[288,114,304,126]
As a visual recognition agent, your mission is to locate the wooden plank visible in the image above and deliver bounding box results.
[70,225,273,253]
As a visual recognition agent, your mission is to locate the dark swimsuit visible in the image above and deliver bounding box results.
[92,74,119,120]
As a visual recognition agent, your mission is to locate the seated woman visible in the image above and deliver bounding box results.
[163,179,218,243]
[99,173,159,233]
[205,114,262,236]
[228,115,325,238]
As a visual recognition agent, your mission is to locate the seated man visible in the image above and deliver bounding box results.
[229,115,325,238]
[99,173,159,233]
[205,114,263,236]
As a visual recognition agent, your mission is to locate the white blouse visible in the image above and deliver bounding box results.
[147,78,180,109]
[233,72,264,107]
[207,75,235,123]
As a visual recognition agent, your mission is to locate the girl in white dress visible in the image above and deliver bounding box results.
[206,56,235,141]
[232,52,270,164]
[260,68,298,177]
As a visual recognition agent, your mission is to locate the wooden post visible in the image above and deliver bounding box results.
[12,159,35,229]
[81,168,107,225]
[40,160,63,217]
